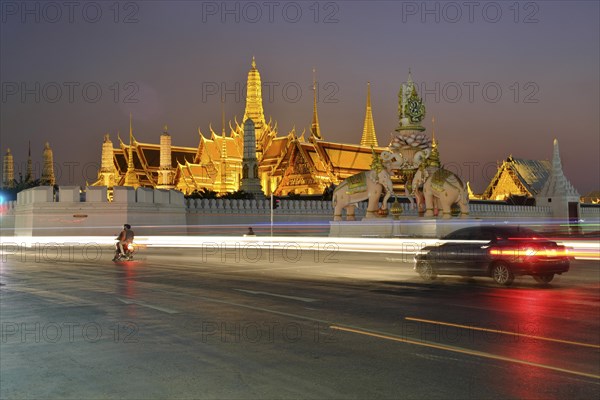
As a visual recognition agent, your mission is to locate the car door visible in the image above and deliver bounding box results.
[464,228,496,276]
[446,227,488,275]
[439,227,481,275]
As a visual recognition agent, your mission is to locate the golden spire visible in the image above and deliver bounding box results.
[310,68,322,140]
[360,82,378,147]
[220,133,228,193]
[3,147,14,188]
[26,140,33,183]
[428,116,441,168]
[218,102,228,193]
[124,113,140,188]
[242,56,266,137]
[129,113,134,167]
[41,142,55,186]
[221,98,226,135]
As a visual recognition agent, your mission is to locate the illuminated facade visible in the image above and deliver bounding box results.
[40,142,55,186]
[2,148,14,188]
[92,58,384,196]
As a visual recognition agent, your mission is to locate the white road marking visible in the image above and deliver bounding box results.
[6,286,95,305]
[234,288,318,303]
[117,297,179,314]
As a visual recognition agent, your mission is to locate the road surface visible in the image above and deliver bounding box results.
[1,245,599,399]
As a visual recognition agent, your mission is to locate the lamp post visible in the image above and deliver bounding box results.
[271,191,274,237]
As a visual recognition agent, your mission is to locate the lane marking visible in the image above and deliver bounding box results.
[234,289,318,303]
[116,298,179,314]
[405,317,600,349]
[227,264,324,274]
[5,286,95,305]
[330,325,600,380]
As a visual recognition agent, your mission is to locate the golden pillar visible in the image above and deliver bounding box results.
[3,148,14,188]
[41,142,55,186]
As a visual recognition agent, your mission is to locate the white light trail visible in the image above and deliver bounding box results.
[1,236,598,260]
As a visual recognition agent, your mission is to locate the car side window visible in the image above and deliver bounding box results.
[480,228,498,242]
[445,228,474,240]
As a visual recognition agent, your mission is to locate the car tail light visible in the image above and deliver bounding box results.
[490,246,568,258]
[489,246,540,258]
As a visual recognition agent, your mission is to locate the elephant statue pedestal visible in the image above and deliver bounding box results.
[329,217,483,238]
[329,219,396,238]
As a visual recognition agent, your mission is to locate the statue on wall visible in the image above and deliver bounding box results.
[412,166,469,218]
[332,150,404,221]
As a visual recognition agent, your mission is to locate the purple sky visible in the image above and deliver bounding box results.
[1,1,598,194]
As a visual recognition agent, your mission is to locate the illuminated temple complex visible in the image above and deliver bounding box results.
[92,58,384,196]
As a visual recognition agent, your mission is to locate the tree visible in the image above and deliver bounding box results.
[322,183,336,201]
[506,194,535,206]
[186,188,218,199]
[220,190,254,200]
[0,176,43,201]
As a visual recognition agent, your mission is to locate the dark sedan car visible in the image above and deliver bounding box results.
[414,226,571,286]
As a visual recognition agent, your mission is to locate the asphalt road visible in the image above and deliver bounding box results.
[1,245,599,399]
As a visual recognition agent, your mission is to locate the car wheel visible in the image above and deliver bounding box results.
[533,274,554,284]
[417,262,437,281]
[491,263,514,286]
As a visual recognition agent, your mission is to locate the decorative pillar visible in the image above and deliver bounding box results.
[3,148,14,188]
[40,142,55,186]
[157,125,174,189]
[239,118,265,198]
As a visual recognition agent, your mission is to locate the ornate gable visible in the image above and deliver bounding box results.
[483,156,551,200]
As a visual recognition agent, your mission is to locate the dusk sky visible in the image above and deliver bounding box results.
[1,1,598,194]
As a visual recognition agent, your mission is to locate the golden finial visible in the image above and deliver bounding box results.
[361,82,378,147]
[311,67,321,140]
[431,116,437,146]
[221,98,226,135]
[251,56,256,69]
[163,124,168,132]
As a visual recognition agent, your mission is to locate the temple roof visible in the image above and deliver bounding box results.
[482,155,551,199]
[262,136,290,159]
[509,157,552,195]
[318,141,378,174]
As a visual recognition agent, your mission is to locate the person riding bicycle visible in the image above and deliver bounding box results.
[114,224,135,260]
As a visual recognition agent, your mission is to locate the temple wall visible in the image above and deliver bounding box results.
[9,186,186,236]
[581,205,600,220]
[2,189,597,238]
[0,200,17,236]
[185,199,552,219]
[185,198,355,235]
